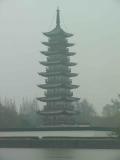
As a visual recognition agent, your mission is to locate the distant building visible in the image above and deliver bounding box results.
[37,9,80,125]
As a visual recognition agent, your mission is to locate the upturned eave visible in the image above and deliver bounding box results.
[43,27,73,38]
[37,96,80,102]
[38,72,78,77]
[41,51,76,56]
[37,83,79,89]
[42,42,74,47]
[37,110,76,115]
[40,61,77,66]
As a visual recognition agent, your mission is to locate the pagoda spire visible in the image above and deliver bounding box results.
[38,9,80,126]
[56,8,60,27]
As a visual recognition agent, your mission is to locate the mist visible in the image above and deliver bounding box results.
[0,0,120,113]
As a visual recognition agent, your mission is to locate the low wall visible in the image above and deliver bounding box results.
[0,126,114,131]
[0,137,120,149]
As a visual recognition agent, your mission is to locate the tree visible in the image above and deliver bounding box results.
[112,128,120,138]
[74,99,96,124]
[19,98,40,127]
[0,99,19,128]
[102,95,120,128]
[102,95,120,117]
[19,98,39,114]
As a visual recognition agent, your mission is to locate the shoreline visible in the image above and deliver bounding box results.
[0,127,114,131]
[0,137,120,149]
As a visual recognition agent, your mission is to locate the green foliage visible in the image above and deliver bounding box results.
[1,95,120,128]
[0,101,19,128]
[74,99,96,124]
[112,127,120,138]
[0,98,40,128]
[101,94,120,128]
[103,95,120,117]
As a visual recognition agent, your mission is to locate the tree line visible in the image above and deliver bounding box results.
[0,99,40,128]
[0,95,120,128]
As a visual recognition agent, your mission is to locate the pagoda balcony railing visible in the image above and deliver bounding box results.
[44,92,73,97]
[44,91,47,96]
[48,48,69,53]
[47,57,70,62]
[47,57,58,61]
[49,39,68,44]
[46,68,49,72]
[68,68,71,72]
[46,68,71,73]
[45,79,72,84]
[60,48,69,53]
[45,79,48,83]
[68,92,73,96]
[69,79,72,83]
[45,79,53,83]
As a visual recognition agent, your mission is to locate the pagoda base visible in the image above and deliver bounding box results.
[40,113,76,126]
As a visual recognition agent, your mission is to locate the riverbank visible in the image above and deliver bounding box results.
[0,137,120,149]
[0,126,114,131]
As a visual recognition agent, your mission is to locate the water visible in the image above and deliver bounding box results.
[0,131,117,160]
[0,149,120,160]
[0,131,111,138]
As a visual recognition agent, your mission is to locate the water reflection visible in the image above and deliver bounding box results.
[43,149,75,160]
[43,149,120,160]
[0,149,120,160]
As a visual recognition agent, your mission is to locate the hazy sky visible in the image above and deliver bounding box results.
[0,0,120,112]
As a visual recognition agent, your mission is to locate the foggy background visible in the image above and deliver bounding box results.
[0,0,120,113]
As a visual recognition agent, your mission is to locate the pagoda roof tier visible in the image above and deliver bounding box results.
[42,42,74,47]
[66,97,80,101]
[38,110,76,115]
[40,61,77,66]
[37,96,80,102]
[37,97,62,102]
[43,27,73,38]
[38,72,78,77]
[38,83,79,89]
[43,9,73,38]
[41,51,76,56]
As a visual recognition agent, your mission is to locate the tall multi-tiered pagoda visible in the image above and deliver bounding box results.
[37,9,80,125]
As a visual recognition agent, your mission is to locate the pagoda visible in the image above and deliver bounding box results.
[37,9,80,125]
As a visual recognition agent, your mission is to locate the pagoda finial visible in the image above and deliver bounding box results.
[56,7,60,27]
